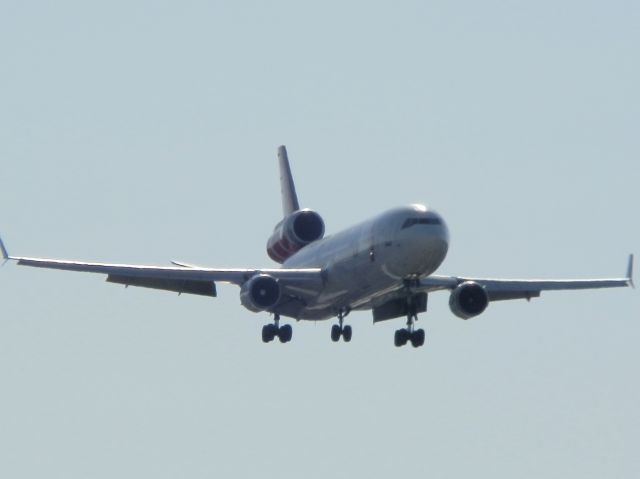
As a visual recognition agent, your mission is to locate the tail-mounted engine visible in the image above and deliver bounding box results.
[449,281,489,319]
[267,209,325,263]
[240,274,281,312]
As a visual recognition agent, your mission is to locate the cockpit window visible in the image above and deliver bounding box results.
[402,217,441,229]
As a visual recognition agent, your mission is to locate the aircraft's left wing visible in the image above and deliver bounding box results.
[0,237,322,297]
[418,254,634,300]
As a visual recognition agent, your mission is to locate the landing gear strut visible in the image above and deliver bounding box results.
[262,314,292,343]
[331,308,352,342]
[394,298,425,348]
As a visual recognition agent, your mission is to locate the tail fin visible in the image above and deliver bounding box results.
[277,145,300,216]
[627,254,634,288]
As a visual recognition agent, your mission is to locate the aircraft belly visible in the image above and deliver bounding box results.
[293,254,397,321]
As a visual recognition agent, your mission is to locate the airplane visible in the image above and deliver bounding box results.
[0,146,634,347]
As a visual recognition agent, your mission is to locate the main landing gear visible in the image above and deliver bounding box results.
[331,309,352,342]
[262,314,292,343]
[394,300,425,348]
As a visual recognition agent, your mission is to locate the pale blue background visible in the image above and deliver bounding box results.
[1,1,638,478]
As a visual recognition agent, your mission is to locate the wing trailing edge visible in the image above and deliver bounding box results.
[106,274,217,297]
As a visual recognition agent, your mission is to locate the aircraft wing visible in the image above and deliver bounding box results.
[419,254,634,301]
[1,238,322,298]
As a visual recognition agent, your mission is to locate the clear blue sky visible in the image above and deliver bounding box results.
[1,1,638,478]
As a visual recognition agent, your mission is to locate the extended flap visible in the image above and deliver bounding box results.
[107,274,216,297]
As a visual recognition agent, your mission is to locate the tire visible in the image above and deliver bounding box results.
[394,329,409,347]
[262,324,276,343]
[411,329,425,348]
[342,325,352,342]
[331,324,341,342]
[278,324,293,343]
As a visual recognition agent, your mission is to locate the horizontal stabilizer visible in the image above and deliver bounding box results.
[171,260,203,268]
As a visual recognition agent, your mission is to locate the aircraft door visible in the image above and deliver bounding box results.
[345,222,375,292]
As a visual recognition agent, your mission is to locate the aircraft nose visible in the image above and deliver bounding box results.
[420,210,449,243]
[397,227,448,277]
[436,216,449,244]
[426,226,449,258]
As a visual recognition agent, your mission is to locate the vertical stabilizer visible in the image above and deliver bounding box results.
[278,145,300,216]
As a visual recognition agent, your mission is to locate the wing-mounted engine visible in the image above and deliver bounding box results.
[449,281,489,319]
[266,209,325,263]
[240,274,281,312]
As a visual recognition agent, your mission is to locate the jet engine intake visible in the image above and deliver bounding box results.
[267,209,325,263]
[449,281,489,319]
[240,274,281,312]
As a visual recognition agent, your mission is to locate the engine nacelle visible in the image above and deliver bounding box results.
[240,274,281,312]
[449,281,489,319]
[266,209,325,263]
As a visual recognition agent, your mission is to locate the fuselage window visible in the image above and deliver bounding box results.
[401,217,441,229]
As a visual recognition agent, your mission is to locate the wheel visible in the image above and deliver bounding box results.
[262,324,277,343]
[394,329,409,347]
[411,329,425,348]
[331,324,341,342]
[342,325,352,342]
[278,324,293,343]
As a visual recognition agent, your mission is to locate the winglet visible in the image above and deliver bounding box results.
[627,254,634,288]
[277,145,300,216]
[0,234,9,265]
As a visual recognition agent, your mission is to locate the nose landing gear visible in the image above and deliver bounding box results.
[394,298,425,348]
[394,325,425,347]
[331,308,352,342]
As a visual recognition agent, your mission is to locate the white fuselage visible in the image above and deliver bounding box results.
[282,204,449,320]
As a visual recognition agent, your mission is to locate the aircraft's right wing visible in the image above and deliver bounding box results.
[1,238,322,298]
